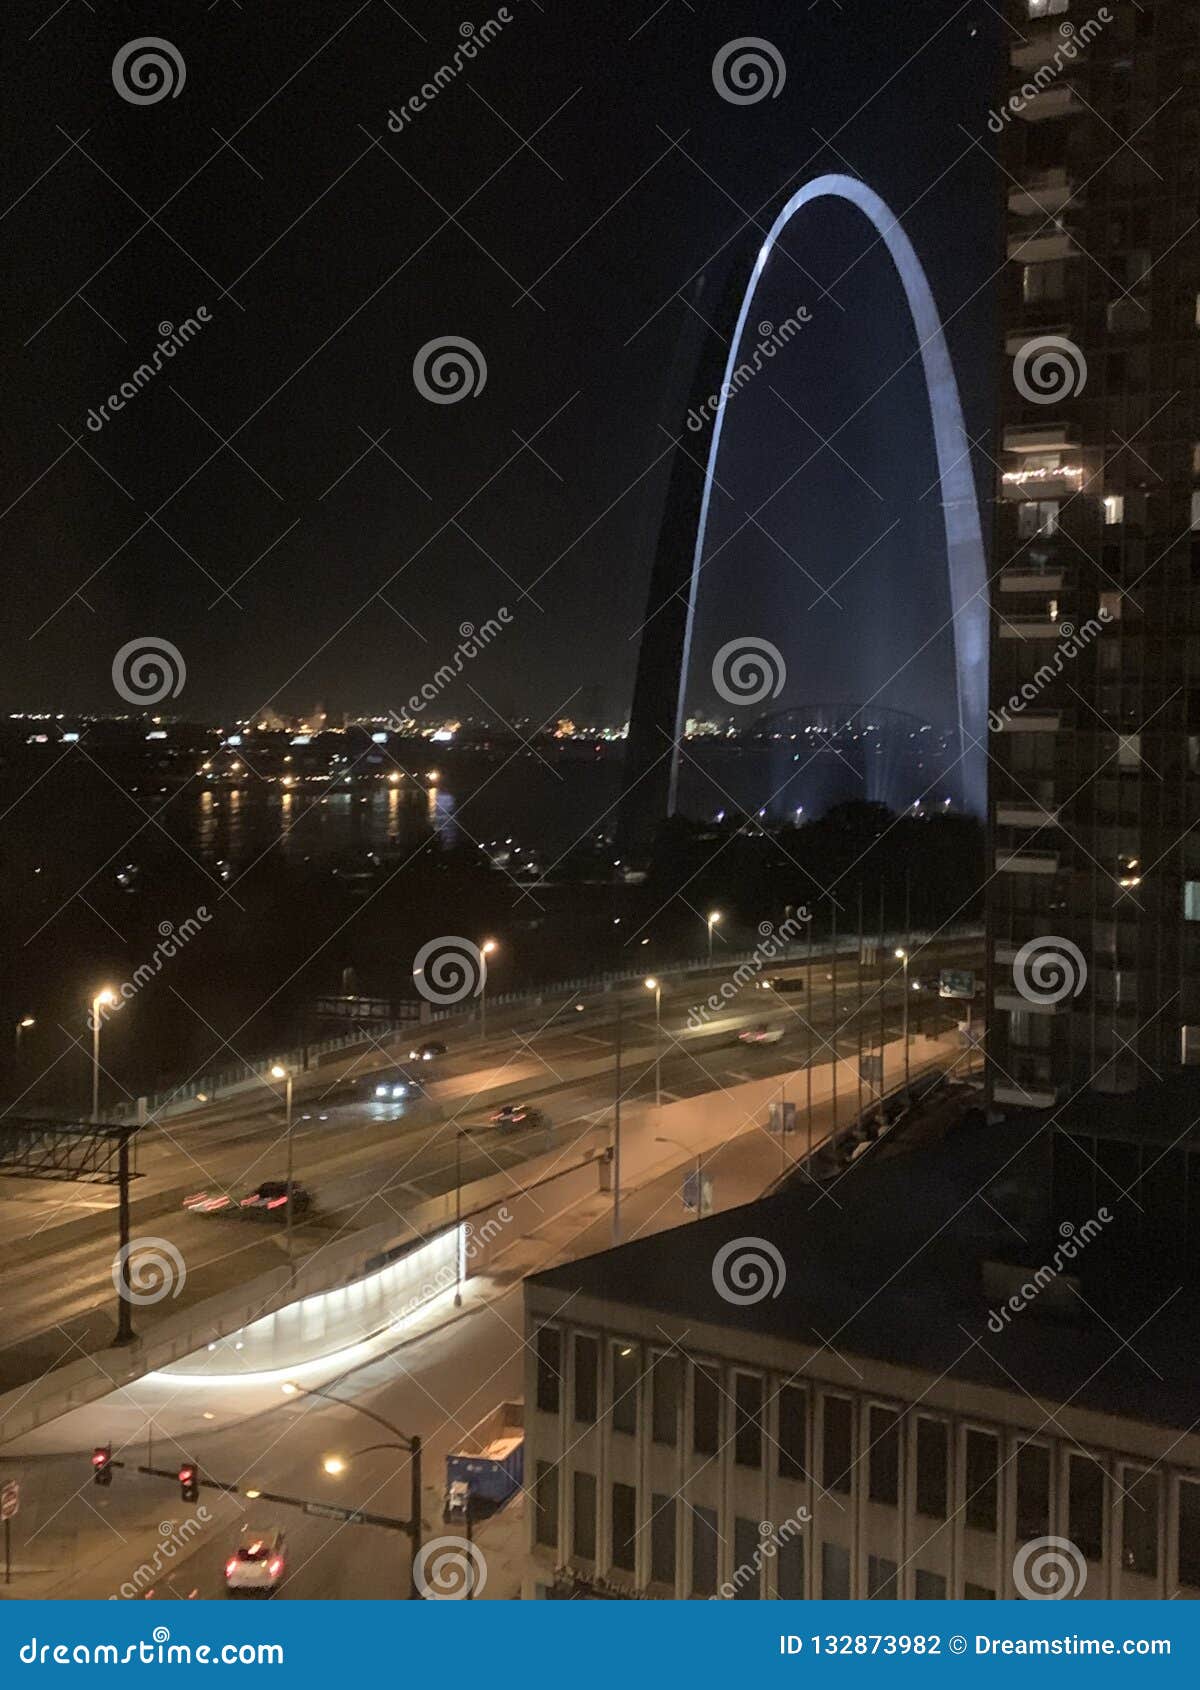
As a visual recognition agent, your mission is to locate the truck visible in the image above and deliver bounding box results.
[443,1400,524,1522]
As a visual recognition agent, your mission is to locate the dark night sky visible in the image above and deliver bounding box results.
[3,0,999,728]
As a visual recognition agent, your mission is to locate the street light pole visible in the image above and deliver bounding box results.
[479,938,498,1039]
[895,949,910,1091]
[454,1128,464,1307]
[706,910,721,965]
[90,989,116,1122]
[644,977,662,1111]
[612,995,623,1245]
[13,1015,34,1073]
[271,1065,295,1279]
[283,1382,423,1599]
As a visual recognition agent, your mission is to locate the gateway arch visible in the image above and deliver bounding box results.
[619,173,988,843]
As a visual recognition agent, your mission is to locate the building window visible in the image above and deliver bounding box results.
[693,1364,720,1456]
[733,1518,762,1598]
[1023,260,1065,305]
[650,1495,676,1587]
[651,1353,679,1446]
[1121,1467,1160,1579]
[1103,494,1125,526]
[868,1554,898,1598]
[965,1582,995,1599]
[572,1471,596,1560]
[1068,1453,1105,1562]
[611,1342,638,1435]
[1185,882,1200,922]
[535,1461,558,1549]
[1184,1026,1200,1067]
[868,1406,900,1506]
[535,1327,560,1414]
[915,1569,946,1599]
[1018,499,1059,538]
[734,1373,763,1469]
[1192,489,1200,531]
[1098,591,1122,621]
[574,1334,597,1423]
[1117,733,1141,769]
[778,1385,807,1481]
[691,1505,719,1597]
[965,1429,999,1533]
[821,1541,851,1599]
[915,1418,948,1519]
[1028,0,1068,16]
[1179,1479,1200,1588]
[778,1536,805,1599]
[1016,1442,1051,1543]
[822,1395,854,1495]
[610,1482,637,1573]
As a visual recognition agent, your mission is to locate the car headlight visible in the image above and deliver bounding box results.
[392,1084,405,1097]
[375,1084,388,1098]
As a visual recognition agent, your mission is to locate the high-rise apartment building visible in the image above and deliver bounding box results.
[990,0,1200,1104]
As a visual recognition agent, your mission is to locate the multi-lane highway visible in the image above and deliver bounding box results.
[0,938,981,1392]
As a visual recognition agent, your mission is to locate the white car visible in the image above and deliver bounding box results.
[225,1527,286,1597]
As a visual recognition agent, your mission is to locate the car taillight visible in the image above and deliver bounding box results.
[266,1195,287,1209]
[268,1557,283,1577]
[225,1559,238,1577]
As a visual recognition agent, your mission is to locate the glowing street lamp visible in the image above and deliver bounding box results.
[707,910,722,965]
[479,938,498,1039]
[91,988,117,1121]
[894,949,910,1090]
[14,1014,34,1070]
[644,977,662,1110]
[270,1063,296,1276]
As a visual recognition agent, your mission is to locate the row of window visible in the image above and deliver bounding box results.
[531,1330,1200,1589]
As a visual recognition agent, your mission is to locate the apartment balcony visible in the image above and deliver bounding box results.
[992,711,1061,733]
[1005,324,1075,358]
[998,569,1064,593]
[1010,31,1072,72]
[993,1081,1062,1109]
[1016,85,1083,123]
[993,991,1058,1015]
[995,849,1060,875]
[996,805,1061,828]
[998,618,1068,639]
[1007,227,1077,264]
[1007,169,1074,218]
[1003,424,1079,453]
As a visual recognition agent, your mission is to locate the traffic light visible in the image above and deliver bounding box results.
[92,1446,112,1487]
[178,1462,199,1504]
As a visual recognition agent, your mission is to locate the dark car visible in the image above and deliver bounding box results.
[239,1180,312,1218]
[408,1040,447,1062]
[489,1102,549,1133]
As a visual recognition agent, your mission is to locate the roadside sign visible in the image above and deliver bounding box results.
[939,968,976,1001]
[768,1100,797,1136]
[304,1501,366,1527]
[0,1482,18,1522]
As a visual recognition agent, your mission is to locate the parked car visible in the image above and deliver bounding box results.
[225,1527,286,1597]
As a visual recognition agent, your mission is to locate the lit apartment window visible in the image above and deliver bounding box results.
[1117,733,1141,769]
[1023,260,1066,304]
[611,1342,638,1435]
[1179,1479,1200,1589]
[1193,443,1200,476]
[1103,494,1124,525]
[1018,499,1059,538]
[1099,591,1122,621]
[1121,1468,1160,1579]
[1185,882,1200,921]
[1192,490,1200,530]
[1028,0,1068,16]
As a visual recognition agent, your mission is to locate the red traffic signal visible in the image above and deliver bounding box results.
[178,1462,199,1503]
[92,1446,112,1487]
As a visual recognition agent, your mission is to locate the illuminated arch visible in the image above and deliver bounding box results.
[668,173,988,818]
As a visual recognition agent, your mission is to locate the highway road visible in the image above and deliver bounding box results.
[0,939,981,1390]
